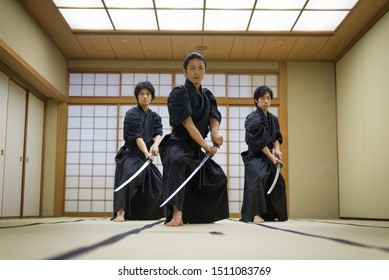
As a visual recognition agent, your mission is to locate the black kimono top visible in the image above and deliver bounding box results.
[245,107,283,156]
[123,105,163,155]
[167,79,221,148]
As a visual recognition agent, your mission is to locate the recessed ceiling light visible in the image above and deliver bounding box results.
[293,11,349,31]
[52,0,359,32]
[58,9,113,30]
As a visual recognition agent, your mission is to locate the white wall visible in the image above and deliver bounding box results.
[336,12,389,219]
[287,62,339,219]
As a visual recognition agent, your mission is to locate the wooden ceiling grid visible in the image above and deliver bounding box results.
[16,0,389,63]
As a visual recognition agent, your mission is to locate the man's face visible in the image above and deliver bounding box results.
[184,58,206,88]
[138,88,152,106]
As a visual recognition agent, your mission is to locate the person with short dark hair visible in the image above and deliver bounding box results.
[240,85,288,224]
[160,52,229,226]
[113,81,164,222]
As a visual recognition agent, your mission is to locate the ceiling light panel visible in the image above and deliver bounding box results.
[58,9,113,30]
[104,0,154,8]
[205,10,252,31]
[157,10,203,30]
[305,0,359,9]
[52,0,359,32]
[293,11,349,31]
[206,0,255,9]
[109,10,157,30]
[255,0,306,9]
[53,0,103,8]
[249,11,300,31]
[155,0,203,8]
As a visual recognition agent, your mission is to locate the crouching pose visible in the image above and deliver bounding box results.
[240,85,288,224]
[113,81,164,222]
[160,52,229,226]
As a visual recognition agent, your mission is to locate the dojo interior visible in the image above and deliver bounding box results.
[1,0,389,260]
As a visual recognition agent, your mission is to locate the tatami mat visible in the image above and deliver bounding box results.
[0,217,388,260]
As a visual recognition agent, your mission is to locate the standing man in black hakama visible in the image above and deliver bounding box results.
[113,81,164,222]
[240,85,288,224]
[160,52,229,226]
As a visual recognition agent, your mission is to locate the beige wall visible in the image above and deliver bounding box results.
[287,62,339,219]
[0,0,67,95]
[336,12,389,219]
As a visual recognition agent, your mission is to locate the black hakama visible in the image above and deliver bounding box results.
[240,108,288,222]
[160,80,229,224]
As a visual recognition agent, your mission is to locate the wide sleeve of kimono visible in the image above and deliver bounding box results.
[245,112,272,150]
[123,108,143,142]
[203,87,222,123]
[275,119,283,145]
[167,86,192,126]
[269,113,283,145]
[152,111,163,137]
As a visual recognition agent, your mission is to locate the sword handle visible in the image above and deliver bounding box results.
[145,147,156,161]
[205,150,214,158]
[205,144,218,158]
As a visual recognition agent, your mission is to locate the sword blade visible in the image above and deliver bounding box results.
[160,154,211,208]
[114,159,151,192]
[267,163,281,195]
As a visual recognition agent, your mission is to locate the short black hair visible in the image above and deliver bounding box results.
[253,85,273,104]
[134,81,155,100]
[183,52,207,70]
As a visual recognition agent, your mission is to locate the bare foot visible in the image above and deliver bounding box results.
[114,209,125,222]
[253,215,265,224]
[165,206,183,227]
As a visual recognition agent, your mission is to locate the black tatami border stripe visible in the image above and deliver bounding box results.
[0,218,104,229]
[229,219,389,254]
[258,223,389,254]
[47,220,164,260]
[305,219,389,229]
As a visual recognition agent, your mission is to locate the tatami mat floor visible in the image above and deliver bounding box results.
[0,217,388,260]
